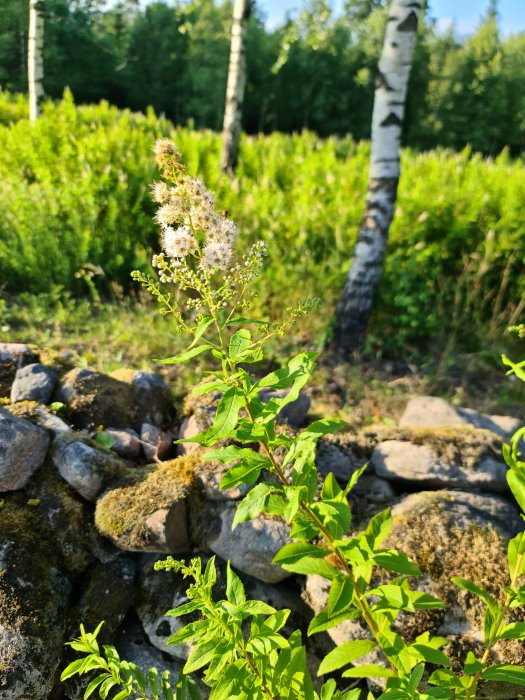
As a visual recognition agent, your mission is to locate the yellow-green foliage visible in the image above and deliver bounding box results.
[2,92,525,353]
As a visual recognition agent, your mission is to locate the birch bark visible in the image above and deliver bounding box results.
[28,0,45,121]
[333,0,421,353]
[220,0,251,173]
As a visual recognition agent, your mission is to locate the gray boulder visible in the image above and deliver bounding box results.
[10,363,57,404]
[51,433,126,501]
[202,502,291,583]
[0,343,38,397]
[371,439,508,492]
[141,422,174,462]
[0,407,50,491]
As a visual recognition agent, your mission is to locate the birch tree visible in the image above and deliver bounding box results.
[333,0,421,353]
[220,0,251,173]
[28,0,45,121]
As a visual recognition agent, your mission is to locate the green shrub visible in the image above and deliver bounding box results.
[1,92,524,355]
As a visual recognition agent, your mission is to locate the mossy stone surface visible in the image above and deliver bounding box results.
[95,454,199,551]
[0,498,71,699]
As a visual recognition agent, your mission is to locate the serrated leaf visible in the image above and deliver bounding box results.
[300,419,347,439]
[464,651,485,674]
[229,329,251,361]
[308,607,361,635]
[318,640,377,675]
[409,643,451,667]
[507,468,525,514]
[166,600,200,618]
[280,556,339,580]
[232,482,276,527]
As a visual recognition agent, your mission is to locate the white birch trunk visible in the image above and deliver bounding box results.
[28,0,45,121]
[333,0,421,353]
[220,0,251,173]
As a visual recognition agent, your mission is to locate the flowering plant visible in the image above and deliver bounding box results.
[63,141,525,700]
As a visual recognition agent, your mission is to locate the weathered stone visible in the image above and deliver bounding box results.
[6,400,71,436]
[303,491,524,698]
[315,439,353,482]
[399,396,467,428]
[0,407,50,491]
[195,457,252,501]
[10,363,57,404]
[55,367,174,431]
[105,427,142,460]
[0,343,38,397]
[26,462,97,575]
[201,502,291,583]
[371,439,508,492]
[51,433,127,501]
[176,414,201,455]
[141,422,174,462]
[259,388,310,427]
[95,455,197,552]
[457,408,522,439]
[0,500,71,699]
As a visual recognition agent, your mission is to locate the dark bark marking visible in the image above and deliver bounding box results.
[376,70,394,92]
[397,10,418,32]
[380,112,403,127]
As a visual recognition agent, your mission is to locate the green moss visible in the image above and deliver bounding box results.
[95,453,200,548]
[332,425,502,471]
[381,494,525,669]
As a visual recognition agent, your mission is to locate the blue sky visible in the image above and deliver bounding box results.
[261,0,525,35]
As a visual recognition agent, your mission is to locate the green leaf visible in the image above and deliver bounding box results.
[344,463,368,495]
[229,329,251,361]
[502,355,525,382]
[166,600,201,618]
[280,556,339,580]
[342,664,395,679]
[158,344,214,365]
[189,317,214,347]
[463,651,485,674]
[232,482,276,527]
[369,584,444,612]
[409,644,451,667]
[273,542,329,566]
[451,577,498,613]
[93,431,116,450]
[300,419,347,439]
[84,673,108,699]
[498,622,525,640]
[374,550,421,576]
[206,387,244,443]
[226,562,246,607]
[508,532,525,578]
[60,658,85,681]
[308,607,361,636]
[318,640,377,675]
[256,352,318,391]
[481,664,525,686]
[167,619,209,646]
[507,468,525,514]
[327,575,354,617]
[184,641,217,674]
[365,508,393,549]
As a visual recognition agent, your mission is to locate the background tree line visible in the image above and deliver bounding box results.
[1,0,524,155]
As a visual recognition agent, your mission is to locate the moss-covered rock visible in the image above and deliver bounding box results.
[95,455,199,552]
[55,367,175,431]
[0,498,71,699]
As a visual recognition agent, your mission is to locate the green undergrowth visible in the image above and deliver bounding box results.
[1,91,525,357]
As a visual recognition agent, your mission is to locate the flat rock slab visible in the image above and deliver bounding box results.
[371,439,508,492]
[0,407,50,491]
[400,396,521,439]
[11,363,57,404]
